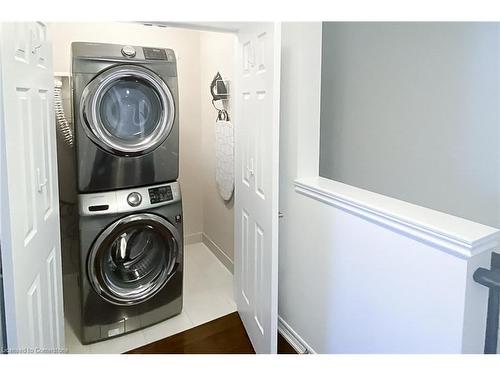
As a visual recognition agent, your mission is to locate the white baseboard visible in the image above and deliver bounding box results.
[278,316,315,354]
[201,233,234,274]
[184,232,203,246]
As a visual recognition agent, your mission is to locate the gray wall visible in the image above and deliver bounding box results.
[319,22,500,228]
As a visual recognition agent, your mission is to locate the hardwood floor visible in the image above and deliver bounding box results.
[278,333,298,354]
[126,312,255,354]
[127,312,299,354]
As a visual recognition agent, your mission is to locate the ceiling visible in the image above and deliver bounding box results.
[140,22,251,33]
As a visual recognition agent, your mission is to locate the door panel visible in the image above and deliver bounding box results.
[235,23,281,354]
[39,89,55,219]
[0,22,64,352]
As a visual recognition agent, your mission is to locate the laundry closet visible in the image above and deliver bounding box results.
[48,22,237,353]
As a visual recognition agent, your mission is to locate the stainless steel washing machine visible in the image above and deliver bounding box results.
[72,42,180,193]
[77,181,183,344]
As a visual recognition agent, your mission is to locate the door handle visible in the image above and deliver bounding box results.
[248,45,256,68]
[37,168,47,193]
[247,158,255,176]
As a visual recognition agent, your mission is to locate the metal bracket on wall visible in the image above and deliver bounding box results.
[473,252,500,354]
[210,72,230,121]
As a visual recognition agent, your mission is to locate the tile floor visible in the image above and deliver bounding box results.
[63,242,236,354]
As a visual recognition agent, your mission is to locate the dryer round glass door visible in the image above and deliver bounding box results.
[81,65,175,156]
[87,213,181,306]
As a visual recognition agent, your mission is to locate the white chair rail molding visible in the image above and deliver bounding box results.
[293,176,500,353]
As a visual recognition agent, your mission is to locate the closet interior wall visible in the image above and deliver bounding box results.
[199,31,236,268]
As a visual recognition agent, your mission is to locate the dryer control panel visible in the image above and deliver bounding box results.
[143,47,168,60]
[78,182,181,216]
[148,185,173,204]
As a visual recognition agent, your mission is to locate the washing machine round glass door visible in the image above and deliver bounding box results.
[81,65,175,156]
[87,213,181,306]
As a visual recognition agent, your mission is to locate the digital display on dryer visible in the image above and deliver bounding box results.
[143,47,168,60]
[148,186,173,204]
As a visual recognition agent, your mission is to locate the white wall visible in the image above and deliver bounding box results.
[48,22,205,239]
[279,22,324,353]
[279,22,499,354]
[199,32,236,263]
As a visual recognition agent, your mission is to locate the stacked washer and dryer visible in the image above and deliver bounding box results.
[72,42,183,344]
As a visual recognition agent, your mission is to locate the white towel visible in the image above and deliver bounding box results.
[215,120,234,201]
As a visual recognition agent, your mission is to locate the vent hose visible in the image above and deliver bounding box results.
[54,78,73,147]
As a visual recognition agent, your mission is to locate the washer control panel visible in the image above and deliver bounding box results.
[78,182,181,216]
[148,185,173,204]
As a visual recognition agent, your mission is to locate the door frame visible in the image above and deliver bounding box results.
[0,50,8,352]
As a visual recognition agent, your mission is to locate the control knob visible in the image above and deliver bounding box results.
[127,192,142,207]
[121,45,136,58]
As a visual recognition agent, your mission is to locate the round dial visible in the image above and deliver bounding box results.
[121,45,136,58]
[127,192,142,207]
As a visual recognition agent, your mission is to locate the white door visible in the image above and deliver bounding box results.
[234,23,281,354]
[0,22,64,352]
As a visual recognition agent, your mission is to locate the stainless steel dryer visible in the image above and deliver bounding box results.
[72,42,179,193]
[77,181,183,344]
